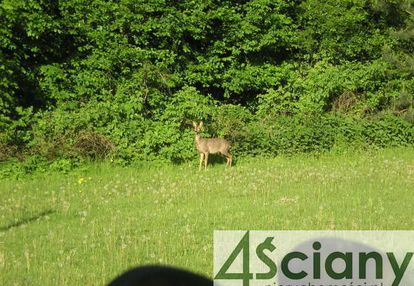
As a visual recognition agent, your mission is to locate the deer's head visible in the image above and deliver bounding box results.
[192,121,203,134]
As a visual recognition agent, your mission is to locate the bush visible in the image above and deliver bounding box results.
[231,113,414,157]
[0,142,17,162]
[74,131,115,160]
[2,96,413,171]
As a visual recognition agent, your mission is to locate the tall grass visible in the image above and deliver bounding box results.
[1,148,413,285]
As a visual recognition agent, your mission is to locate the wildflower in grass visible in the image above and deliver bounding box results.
[78,177,86,185]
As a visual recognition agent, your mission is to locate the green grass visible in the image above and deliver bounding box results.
[1,148,414,285]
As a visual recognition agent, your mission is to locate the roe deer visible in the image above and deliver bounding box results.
[192,121,232,170]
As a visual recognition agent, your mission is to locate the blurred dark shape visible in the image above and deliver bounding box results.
[107,265,213,286]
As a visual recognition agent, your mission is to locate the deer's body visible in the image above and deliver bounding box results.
[193,121,232,170]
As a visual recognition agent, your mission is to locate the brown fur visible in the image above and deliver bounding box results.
[192,121,232,170]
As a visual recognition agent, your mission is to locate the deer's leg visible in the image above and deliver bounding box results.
[225,154,232,167]
[204,153,209,170]
[199,153,204,171]
[222,151,232,167]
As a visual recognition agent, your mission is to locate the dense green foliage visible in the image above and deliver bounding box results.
[1,0,413,166]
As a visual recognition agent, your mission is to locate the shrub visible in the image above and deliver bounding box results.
[0,143,16,162]
[74,131,115,160]
[230,113,414,157]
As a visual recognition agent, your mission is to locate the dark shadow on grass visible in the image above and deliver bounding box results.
[170,154,237,167]
[208,154,237,167]
[0,209,55,232]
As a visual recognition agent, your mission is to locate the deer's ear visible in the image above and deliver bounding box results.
[199,121,203,128]
[192,121,197,128]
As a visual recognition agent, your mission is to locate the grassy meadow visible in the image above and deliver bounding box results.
[1,148,414,285]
